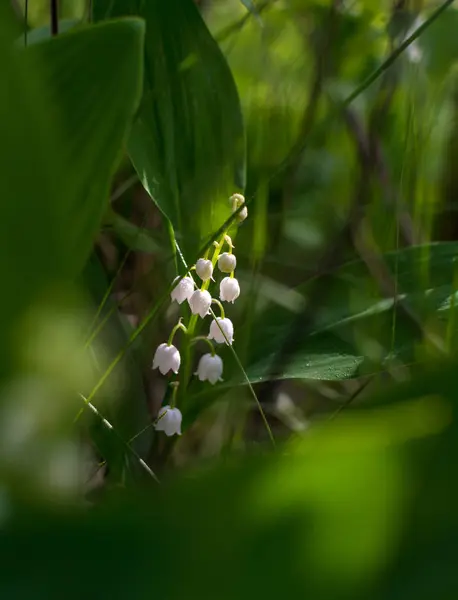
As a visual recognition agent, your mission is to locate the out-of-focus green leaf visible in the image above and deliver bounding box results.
[93,0,246,259]
[24,19,145,276]
[2,389,458,599]
[420,6,458,80]
[0,5,143,378]
[232,243,458,385]
[104,210,163,254]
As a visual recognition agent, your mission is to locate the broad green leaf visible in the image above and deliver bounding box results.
[23,19,145,276]
[93,0,246,259]
[0,4,144,377]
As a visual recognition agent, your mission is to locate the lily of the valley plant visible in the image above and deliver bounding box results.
[152,193,247,436]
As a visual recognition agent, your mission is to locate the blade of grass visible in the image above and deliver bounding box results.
[209,306,276,447]
[343,0,454,107]
[76,284,172,421]
[81,394,160,483]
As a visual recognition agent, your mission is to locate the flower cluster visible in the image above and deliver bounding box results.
[152,193,247,436]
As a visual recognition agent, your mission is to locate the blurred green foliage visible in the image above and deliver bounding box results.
[2,0,458,598]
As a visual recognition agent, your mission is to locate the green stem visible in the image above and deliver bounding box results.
[211,298,225,319]
[170,382,180,408]
[179,231,227,404]
[191,336,216,356]
[168,318,187,345]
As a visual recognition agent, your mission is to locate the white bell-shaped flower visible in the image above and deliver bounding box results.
[170,276,194,304]
[195,353,223,385]
[195,258,213,281]
[208,317,234,345]
[220,277,240,303]
[155,405,182,436]
[218,252,237,274]
[188,289,212,318]
[152,343,181,375]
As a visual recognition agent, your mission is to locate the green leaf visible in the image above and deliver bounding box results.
[421,6,458,80]
[93,0,246,259]
[0,4,144,376]
[23,19,145,276]
[233,243,458,386]
[2,391,456,599]
[104,210,163,254]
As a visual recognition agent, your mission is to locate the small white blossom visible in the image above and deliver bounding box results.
[155,405,182,436]
[208,317,234,345]
[195,353,223,384]
[218,252,237,273]
[188,289,212,318]
[195,258,213,281]
[170,276,194,304]
[152,343,181,375]
[230,193,248,222]
[220,277,240,303]
[231,193,245,205]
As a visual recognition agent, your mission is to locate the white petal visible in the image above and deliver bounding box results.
[152,343,181,375]
[155,406,182,436]
[208,318,233,345]
[217,253,237,274]
[219,277,240,303]
[195,259,213,281]
[152,343,167,370]
[196,353,223,384]
[171,276,194,304]
[188,290,212,318]
[155,405,171,432]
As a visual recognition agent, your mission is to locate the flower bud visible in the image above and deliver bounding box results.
[236,205,248,222]
[188,290,212,318]
[170,276,194,304]
[220,277,240,303]
[155,405,182,436]
[195,258,213,281]
[195,353,223,385]
[152,343,181,375]
[208,317,234,345]
[230,193,248,222]
[218,252,237,274]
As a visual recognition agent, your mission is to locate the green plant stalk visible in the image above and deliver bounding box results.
[179,232,227,406]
